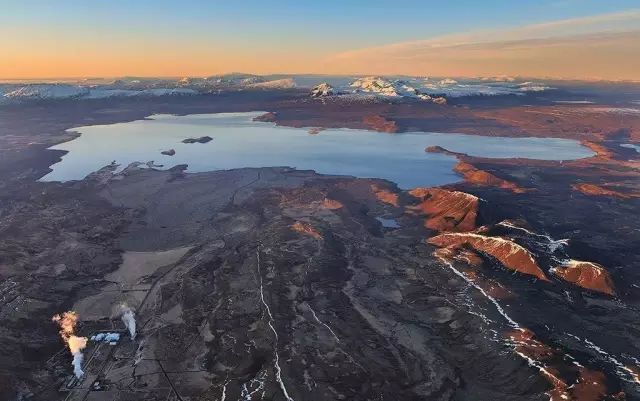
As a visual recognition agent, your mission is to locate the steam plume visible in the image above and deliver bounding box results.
[119,304,136,340]
[52,311,88,378]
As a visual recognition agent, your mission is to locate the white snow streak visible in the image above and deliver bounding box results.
[566,332,640,385]
[256,248,295,401]
[307,305,341,343]
[435,256,520,328]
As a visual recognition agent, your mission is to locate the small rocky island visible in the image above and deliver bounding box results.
[161,148,176,156]
[182,136,213,144]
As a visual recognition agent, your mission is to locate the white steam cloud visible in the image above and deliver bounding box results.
[119,304,137,340]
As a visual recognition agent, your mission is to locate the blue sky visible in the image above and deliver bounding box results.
[3,0,639,50]
[1,0,639,78]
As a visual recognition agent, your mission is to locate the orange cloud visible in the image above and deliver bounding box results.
[323,10,640,80]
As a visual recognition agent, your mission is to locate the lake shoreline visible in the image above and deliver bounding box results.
[1,90,639,400]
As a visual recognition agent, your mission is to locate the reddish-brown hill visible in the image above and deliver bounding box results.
[408,188,478,232]
[551,260,615,296]
[429,233,549,281]
[362,115,398,133]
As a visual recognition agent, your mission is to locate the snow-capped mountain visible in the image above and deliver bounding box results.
[480,76,516,82]
[310,82,334,97]
[424,77,552,97]
[247,78,296,89]
[4,84,89,99]
[517,82,549,92]
[84,88,197,99]
[349,77,445,102]
[350,77,400,97]
[0,74,553,105]
[438,78,458,85]
[340,75,553,101]
[206,73,266,86]
[2,84,197,101]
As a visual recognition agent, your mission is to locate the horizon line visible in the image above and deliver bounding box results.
[2,73,640,84]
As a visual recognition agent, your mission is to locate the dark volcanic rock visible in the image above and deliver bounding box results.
[253,111,277,122]
[161,148,176,156]
[425,145,458,156]
[1,88,640,401]
[181,135,212,144]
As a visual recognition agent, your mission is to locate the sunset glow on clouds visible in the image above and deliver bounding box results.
[0,1,638,80]
[324,10,640,80]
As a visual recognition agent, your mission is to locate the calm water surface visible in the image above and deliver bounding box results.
[42,112,594,188]
[376,217,401,228]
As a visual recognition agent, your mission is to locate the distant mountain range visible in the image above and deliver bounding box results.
[0,74,553,103]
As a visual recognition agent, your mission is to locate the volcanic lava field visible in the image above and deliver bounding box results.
[1,87,640,401]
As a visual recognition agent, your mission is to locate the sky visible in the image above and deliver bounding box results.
[1,0,639,80]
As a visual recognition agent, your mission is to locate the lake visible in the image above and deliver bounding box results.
[42,111,594,188]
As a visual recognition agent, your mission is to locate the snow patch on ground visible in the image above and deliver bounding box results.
[588,107,640,114]
[553,100,594,104]
[621,143,640,153]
